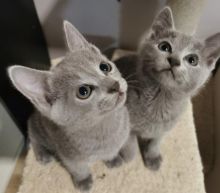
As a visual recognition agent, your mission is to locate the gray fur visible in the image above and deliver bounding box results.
[8,21,136,191]
[116,7,220,170]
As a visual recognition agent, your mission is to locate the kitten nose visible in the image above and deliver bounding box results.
[167,57,180,67]
[108,81,120,93]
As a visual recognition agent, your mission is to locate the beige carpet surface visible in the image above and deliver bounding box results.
[17,101,206,193]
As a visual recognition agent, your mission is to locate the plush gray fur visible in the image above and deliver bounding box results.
[8,21,137,191]
[116,7,220,171]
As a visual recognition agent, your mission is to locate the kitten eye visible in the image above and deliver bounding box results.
[99,63,112,74]
[158,41,172,53]
[185,54,199,66]
[77,85,93,99]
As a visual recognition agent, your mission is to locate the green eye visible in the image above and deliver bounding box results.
[77,85,92,99]
[100,63,112,74]
[185,54,199,66]
[158,41,172,53]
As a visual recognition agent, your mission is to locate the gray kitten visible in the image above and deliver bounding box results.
[116,7,220,170]
[8,21,136,191]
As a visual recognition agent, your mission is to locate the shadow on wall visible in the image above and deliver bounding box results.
[42,0,68,49]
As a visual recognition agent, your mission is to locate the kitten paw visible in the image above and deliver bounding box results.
[105,155,123,168]
[143,154,162,171]
[74,175,93,191]
[36,154,53,165]
[119,150,136,163]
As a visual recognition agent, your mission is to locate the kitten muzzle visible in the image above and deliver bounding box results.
[155,68,176,80]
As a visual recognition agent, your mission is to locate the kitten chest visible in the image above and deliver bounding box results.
[57,108,130,161]
[128,92,186,137]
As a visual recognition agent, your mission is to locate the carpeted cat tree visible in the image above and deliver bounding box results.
[17,1,208,193]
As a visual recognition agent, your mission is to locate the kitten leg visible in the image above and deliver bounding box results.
[120,133,138,163]
[31,141,53,165]
[62,159,93,191]
[105,134,138,168]
[105,154,124,168]
[138,137,162,171]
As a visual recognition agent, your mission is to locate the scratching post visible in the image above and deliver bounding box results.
[167,0,206,34]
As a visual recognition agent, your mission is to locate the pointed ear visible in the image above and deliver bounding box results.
[151,7,175,33]
[203,33,220,69]
[63,20,89,52]
[8,65,51,113]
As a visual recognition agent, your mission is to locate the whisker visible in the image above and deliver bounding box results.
[125,73,138,81]
[128,84,144,90]
[127,80,140,84]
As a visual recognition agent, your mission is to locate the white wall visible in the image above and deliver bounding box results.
[63,0,120,38]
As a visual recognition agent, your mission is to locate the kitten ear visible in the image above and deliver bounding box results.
[63,20,89,52]
[8,65,51,113]
[151,7,175,33]
[203,33,220,69]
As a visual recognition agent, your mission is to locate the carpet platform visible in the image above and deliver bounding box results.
[17,54,206,193]
[17,102,205,193]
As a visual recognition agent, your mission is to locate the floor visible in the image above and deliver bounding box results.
[0,101,25,193]
[5,150,26,193]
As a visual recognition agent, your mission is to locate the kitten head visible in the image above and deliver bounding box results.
[138,7,220,95]
[8,21,127,126]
